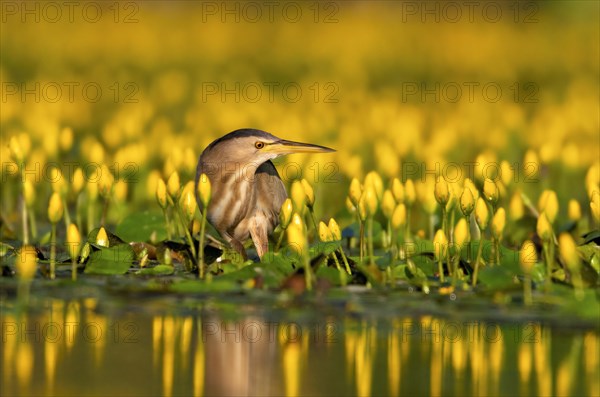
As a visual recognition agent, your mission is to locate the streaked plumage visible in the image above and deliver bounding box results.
[195,129,334,260]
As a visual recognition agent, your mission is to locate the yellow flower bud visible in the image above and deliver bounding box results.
[433,229,448,261]
[568,199,581,222]
[114,180,128,203]
[156,178,168,209]
[434,177,450,206]
[49,167,67,195]
[87,180,98,201]
[192,220,201,235]
[519,240,537,274]
[523,149,540,180]
[586,164,599,192]
[48,192,64,224]
[146,170,162,201]
[459,186,475,216]
[72,168,85,195]
[500,161,514,187]
[9,135,24,164]
[381,190,396,219]
[348,178,362,206]
[364,171,384,201]
[180,182,197,222]
[391,203,406,230]
[475,197,490,230]
[491,207,506,239]
[98,164,114,198]
[59,127,73,151]
[300,179,315,208]
[96,227,109,247]
[167,171,180,199]
[345,197,356,214]
[404,179,416,205]
[286,214,306,254]
[358,195,368,222]
[291,180,306,212]
[66,223,81,260]
[318,221,333,242]
[279,198,293,229]
[197,173,212,208]
[536,212,552,241]
[445,182,458,212]
[16,245,37,280]
[328,218,341,240]
[463,178,479,202]
[417,180,437,215]
[89,141,105,164]
[454,218,469,250]
[558,233,580,271]
[392,178,404,203]
[509,191,524,221]
[591,193,600,223]
[363,185,378,216]
[483,178,498,204]
[23,179,35,207]
[538,190,558,224]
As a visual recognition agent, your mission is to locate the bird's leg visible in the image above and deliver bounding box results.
[227,236,248,263]
[249,219,269,260]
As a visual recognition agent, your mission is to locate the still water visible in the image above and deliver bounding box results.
[1,296,598,397]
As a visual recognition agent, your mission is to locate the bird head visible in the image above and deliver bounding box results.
[201,129,335,166]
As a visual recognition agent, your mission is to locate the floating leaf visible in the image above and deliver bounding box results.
[170,279,240,293]
[116,210,168,243]
[84,244,135,275]
[136,264,174,276]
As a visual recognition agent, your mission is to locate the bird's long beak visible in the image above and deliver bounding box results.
[266,139,335,155]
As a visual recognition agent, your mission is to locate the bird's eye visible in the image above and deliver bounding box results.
[255,141,265,149]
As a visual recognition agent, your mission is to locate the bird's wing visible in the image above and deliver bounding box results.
[250,160,287,259]
[255,160,287,219]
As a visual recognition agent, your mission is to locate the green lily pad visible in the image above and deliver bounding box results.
[136,264,174,276]
[170,279,240,293]
[116,210,168,243]
[84,244,135,275]
[478,265,517,290]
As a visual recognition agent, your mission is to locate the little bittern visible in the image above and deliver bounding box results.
[195,129,334,259]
